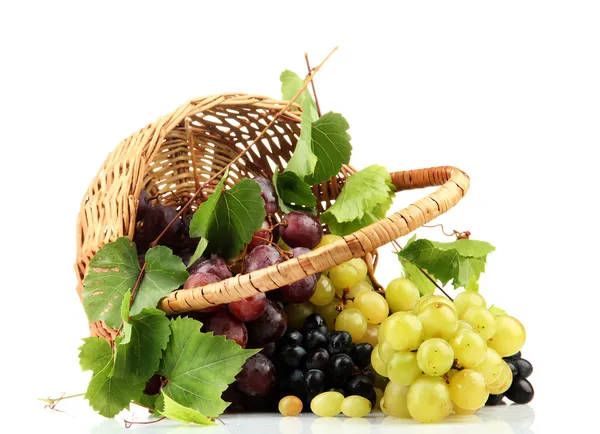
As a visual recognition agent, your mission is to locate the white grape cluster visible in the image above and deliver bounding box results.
[374,280,526,423]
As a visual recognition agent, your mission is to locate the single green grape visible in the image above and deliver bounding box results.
[473,347,503,385]
[487,315,526,357]
[341,395,372,418]
[357,323,379,347]
[454,291,486,318]
[456,320,474,333]
[462,307,497,340]
[355,290,389,324]
[416,338,454,376]
[453,403,477,415]
[310,275,335,306]
[335,307,367,341]
[488,360,513,395]
[387,352,422,386]
[382,312,423,351]
[377,340,397,364]
[413,295,456,315]
[285,302,315,329]
[315,234,343,249]
[383,381,411,418]
[385,278,420,312]
[328,258,368,289]
[315,299,340,330]
[449,329,487,369]
[407,375,452,423]
[449,369,489,410]
[310,391,344,417]
[418,302,458,340]
[345,281,371,299]
[371,345,388,377]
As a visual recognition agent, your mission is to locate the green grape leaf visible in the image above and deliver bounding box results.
[187,238,208,268]
[160,393,215,425]
[400,258,438,296]
[397,238,495,290]
[273,167,317,214]
[82,237,140,328]
[280,70,318,120]
[466,275,480,292]
[304,112,352,185]
[489,305,507,316]
[189,170,266,259]
[113,299,171,382]
[85,360,145,418]
[321,165,395,236]
[131,246,189,316]
[78,337,113,374]
[285,100,318,179]
[136,393,159,412]
[159,317,258,417]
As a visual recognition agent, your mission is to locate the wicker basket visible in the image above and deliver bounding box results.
[75,93,470,339]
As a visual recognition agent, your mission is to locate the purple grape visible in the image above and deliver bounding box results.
[204,309,248,348]
[229,293,267,322]
[243,245,283,274]
[248,219,273,252]
[178,213,199,252]
[193,254,232,280]
[279,274,317,303]
[134,204,183,250]
[247,299,287,347]
[143,374,163,395]
[236,353,276,397]
[222,385,245,413]
[183,272,220,289]
[280,211,323,249]
[254,177,278,214]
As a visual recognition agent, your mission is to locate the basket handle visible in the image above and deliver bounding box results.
[160,166,469,314]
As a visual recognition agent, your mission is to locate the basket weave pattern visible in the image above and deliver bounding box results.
[75,94,469,338]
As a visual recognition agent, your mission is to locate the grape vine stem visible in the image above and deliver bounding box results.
[305,53,322,117]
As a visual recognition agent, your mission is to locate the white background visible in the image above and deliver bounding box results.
[1,1,599,432]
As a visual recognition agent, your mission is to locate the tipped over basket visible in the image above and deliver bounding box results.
[75,93,470,340]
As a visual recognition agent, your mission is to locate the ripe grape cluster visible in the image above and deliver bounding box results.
[486,351,534,406]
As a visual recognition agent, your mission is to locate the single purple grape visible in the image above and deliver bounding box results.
[236,353,276,397]
[279,274,318,303]
[280,211,323,249]
[247,299,287,347]
[205,309,248,348]
[193,254,232,280]
[229,293,267,322]
[243,245,283,274]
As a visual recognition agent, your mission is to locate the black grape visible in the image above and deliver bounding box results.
[303,369,326,396]
[143,374,163,395]
[506,360,519,377]
[136,190,152,222]
[247,299,288,347]
[505,378,535,404]
[306,348,330,371]
[350,343,373,369]
[236,354,276,397]
[329,353,354,379]
[280,330,304,347]
[346,375,373,399]
[327,331,353,356]
[303,329,327,350]
[289,369,306,397]
[514,358,533,378]
[281,345,307,368]
[303,313,328,336]
[485,394,506,406]
[280,211,323,249]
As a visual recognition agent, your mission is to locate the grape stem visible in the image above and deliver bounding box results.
[305,53,322,117]
[423,223,471,240]
[39,392,85,410]
[124,417,166,429]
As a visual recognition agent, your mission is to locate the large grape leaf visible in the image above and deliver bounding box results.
[304,112,352,185]
[78,335,145,418]
[397,238,495,290]
[82,238,140,328]
[158,317,258,417]
[189,170,266,259]
[285,100,318,179]
[131,246,189,316]
[280,69,318,120]
[160,393,215,425]
[273,167,317,214]
[113,291,171,382]
[321,165,395,236]
[187,237,208,269]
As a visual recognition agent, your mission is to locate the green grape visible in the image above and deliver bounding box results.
[418,302,458,340]
[377,340,397,364]
[407,375,452,423]
[456,320,474,333]
[355,290,389,324]
[341,395,372,418]
[345,299,355,309]
[413,295,456,315]
[346,281,371,299]
[371,345,388,377]
[328,258,368,289]
[310,391,344,417]
[285,302,315,329]
[383,381,411,418]
[335,307,367,341]
[385,278,420,312]
[453,403,477,415]
[487,315,526,357]
[310,275,335,306]
[357,323,379,347]
[387,352,422,386]
[382,312,423,351]
[462,307,497,340]
[315,233,343,249]
[316,299,340,330]
[379,397,389,415]
[473,348,503,385]
[488,360,513,395]
[454,291,486,318]
[416,338,454,376]
[449,329,487,369]
[449,369,489,410]
[362,275,374,288]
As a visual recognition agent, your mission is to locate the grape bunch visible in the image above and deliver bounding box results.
[486,351,534,406]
